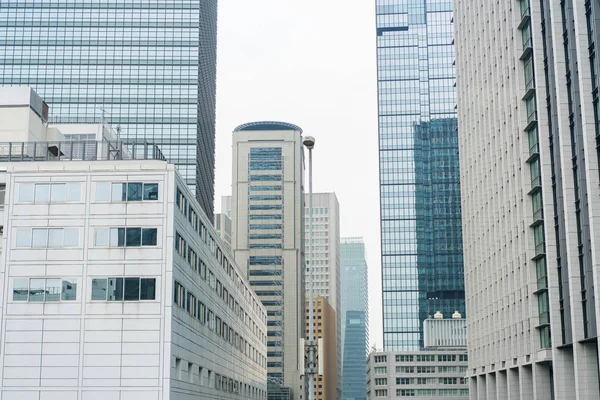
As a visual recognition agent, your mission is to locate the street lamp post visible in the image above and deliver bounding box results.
[303,135,316,400]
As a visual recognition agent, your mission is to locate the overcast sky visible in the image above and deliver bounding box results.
[213,0,383,348]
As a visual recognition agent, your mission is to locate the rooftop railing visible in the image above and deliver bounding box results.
[0,141,166,163]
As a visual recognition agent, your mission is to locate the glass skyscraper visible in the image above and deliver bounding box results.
[0,0,218,220]
[340,238,368,400]
[376,0,464,350]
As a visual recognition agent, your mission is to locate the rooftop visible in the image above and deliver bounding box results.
[234,121,303,133]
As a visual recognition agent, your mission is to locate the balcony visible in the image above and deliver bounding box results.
[538,311,550,326]
[533,242,546,260]
[520,37,533,60]
[531,208,544,227]
[529,176,542,195]
[535,276,548,293]
[519,5,531,29]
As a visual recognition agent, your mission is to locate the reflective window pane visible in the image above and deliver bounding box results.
[16,230,32,248]
[13,279,29,301]
[110,228,125,247]
[50,184,66,202]
[34,184,50,202]
[29,278,46,302]
[96,183,111,201]
[63,229,79,247]
[48,228,63,247]
[126,228,141,247]
[107,278,123,301]
[124,278,140,301]
[32,229,48,248]
[127,183,143,201]
[94,228,109,246]
[18,184,34,202]
[140,278,156,300]
[143,183,159,200]
[45,278,61,301]
[61,279,77,301]
[91,278,107,300]
[66,183,81,201]
[142,228,157,246]
[111,183,126,201]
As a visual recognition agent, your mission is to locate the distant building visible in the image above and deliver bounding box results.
[366,314,468,399]
[231,122,306,399]
[215,212,232,252]
[340,237,369,400]
[304,192,340,400]
[0,87,267,400]
[305,297,337,400]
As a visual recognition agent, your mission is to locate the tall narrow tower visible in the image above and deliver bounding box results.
[375,0,465,350]
[231,121,306,399]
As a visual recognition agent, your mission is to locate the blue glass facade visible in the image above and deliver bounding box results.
[0,0,218,220]
[340,238,368,400]
[376,0,464,350]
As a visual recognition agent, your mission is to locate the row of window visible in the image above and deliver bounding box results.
[91,277,156,301]
[13,278,77,302]
[94,227,157,247]
[376,354,468,363]
[174,281,265,368]
[176,188,266,324]
[173,357,266,399]
[17,181,159,203]
[174,232,265,342]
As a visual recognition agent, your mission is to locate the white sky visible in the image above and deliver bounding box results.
[213,0,383,349]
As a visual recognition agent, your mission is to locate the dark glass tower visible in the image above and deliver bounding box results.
[0,0,218,220]
[376,0,464,350]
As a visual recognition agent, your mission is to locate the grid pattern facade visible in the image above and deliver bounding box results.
[340,238,369,400]
[0,0,218,220]
[455,0,600,398]
[366,350,469,400]
[231,123,305,400]
[376,0,465,351]
[304,192,341,400]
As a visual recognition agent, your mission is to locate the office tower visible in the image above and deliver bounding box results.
[375,0,465,350]
[0,88,267,399]
[304,297,337,400]
[340,237,369,400]
[0,1,218,220]
[304,192,341,400]
[455,0,600,398]
[231,121,305,399]
[366,313,469,400]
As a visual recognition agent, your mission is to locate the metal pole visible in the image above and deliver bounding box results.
[307,145,314,400]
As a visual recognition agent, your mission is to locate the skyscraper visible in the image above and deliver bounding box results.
[376,0,464,350]
[455,0,600,398]
[303,192,341,400]
[340,238,369,400]
[231,121,305,399]
[0,1,218,220]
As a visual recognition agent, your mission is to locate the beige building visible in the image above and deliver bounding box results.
[231,122,306,399]
[305,297,337,400]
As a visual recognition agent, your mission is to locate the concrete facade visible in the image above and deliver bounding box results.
[455,0,600,398]
[231,122,305,399]
[304,297,336,400]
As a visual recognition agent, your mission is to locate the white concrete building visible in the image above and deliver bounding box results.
[231,122,306,399]
[366,315,469,400]
[455,0,600,398]
[304,192,340,399]
[0,88,268,400]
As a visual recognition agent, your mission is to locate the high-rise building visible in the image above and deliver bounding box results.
[304,297,337,400]
[375,0,465,350]
[304,192,341,400]
[0,1,218,220]
[231,121,306,399]
[340,237,369,400]
[455,0,600,398]
[0,87,267,400]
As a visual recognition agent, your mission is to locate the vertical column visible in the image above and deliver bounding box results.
[532,363,552,399]
[573,342,600,399]
[496,370,508,399]
[486,372,497,400]
[476,375,487,400]
[470,375,478,399]
[552,348,574,400]
[519,365,533,399]
[507,367,521,400]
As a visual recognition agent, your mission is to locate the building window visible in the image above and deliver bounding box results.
[374,355,387,363]
[374,389,388,397]
[396,354,414,362]
[396,389,415,397]
[16,228,79,248]
[13,278,77,302]
[18,183,82,203]
[95,182,159,202]
[94,227,157,247]
[91,277,156,301]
